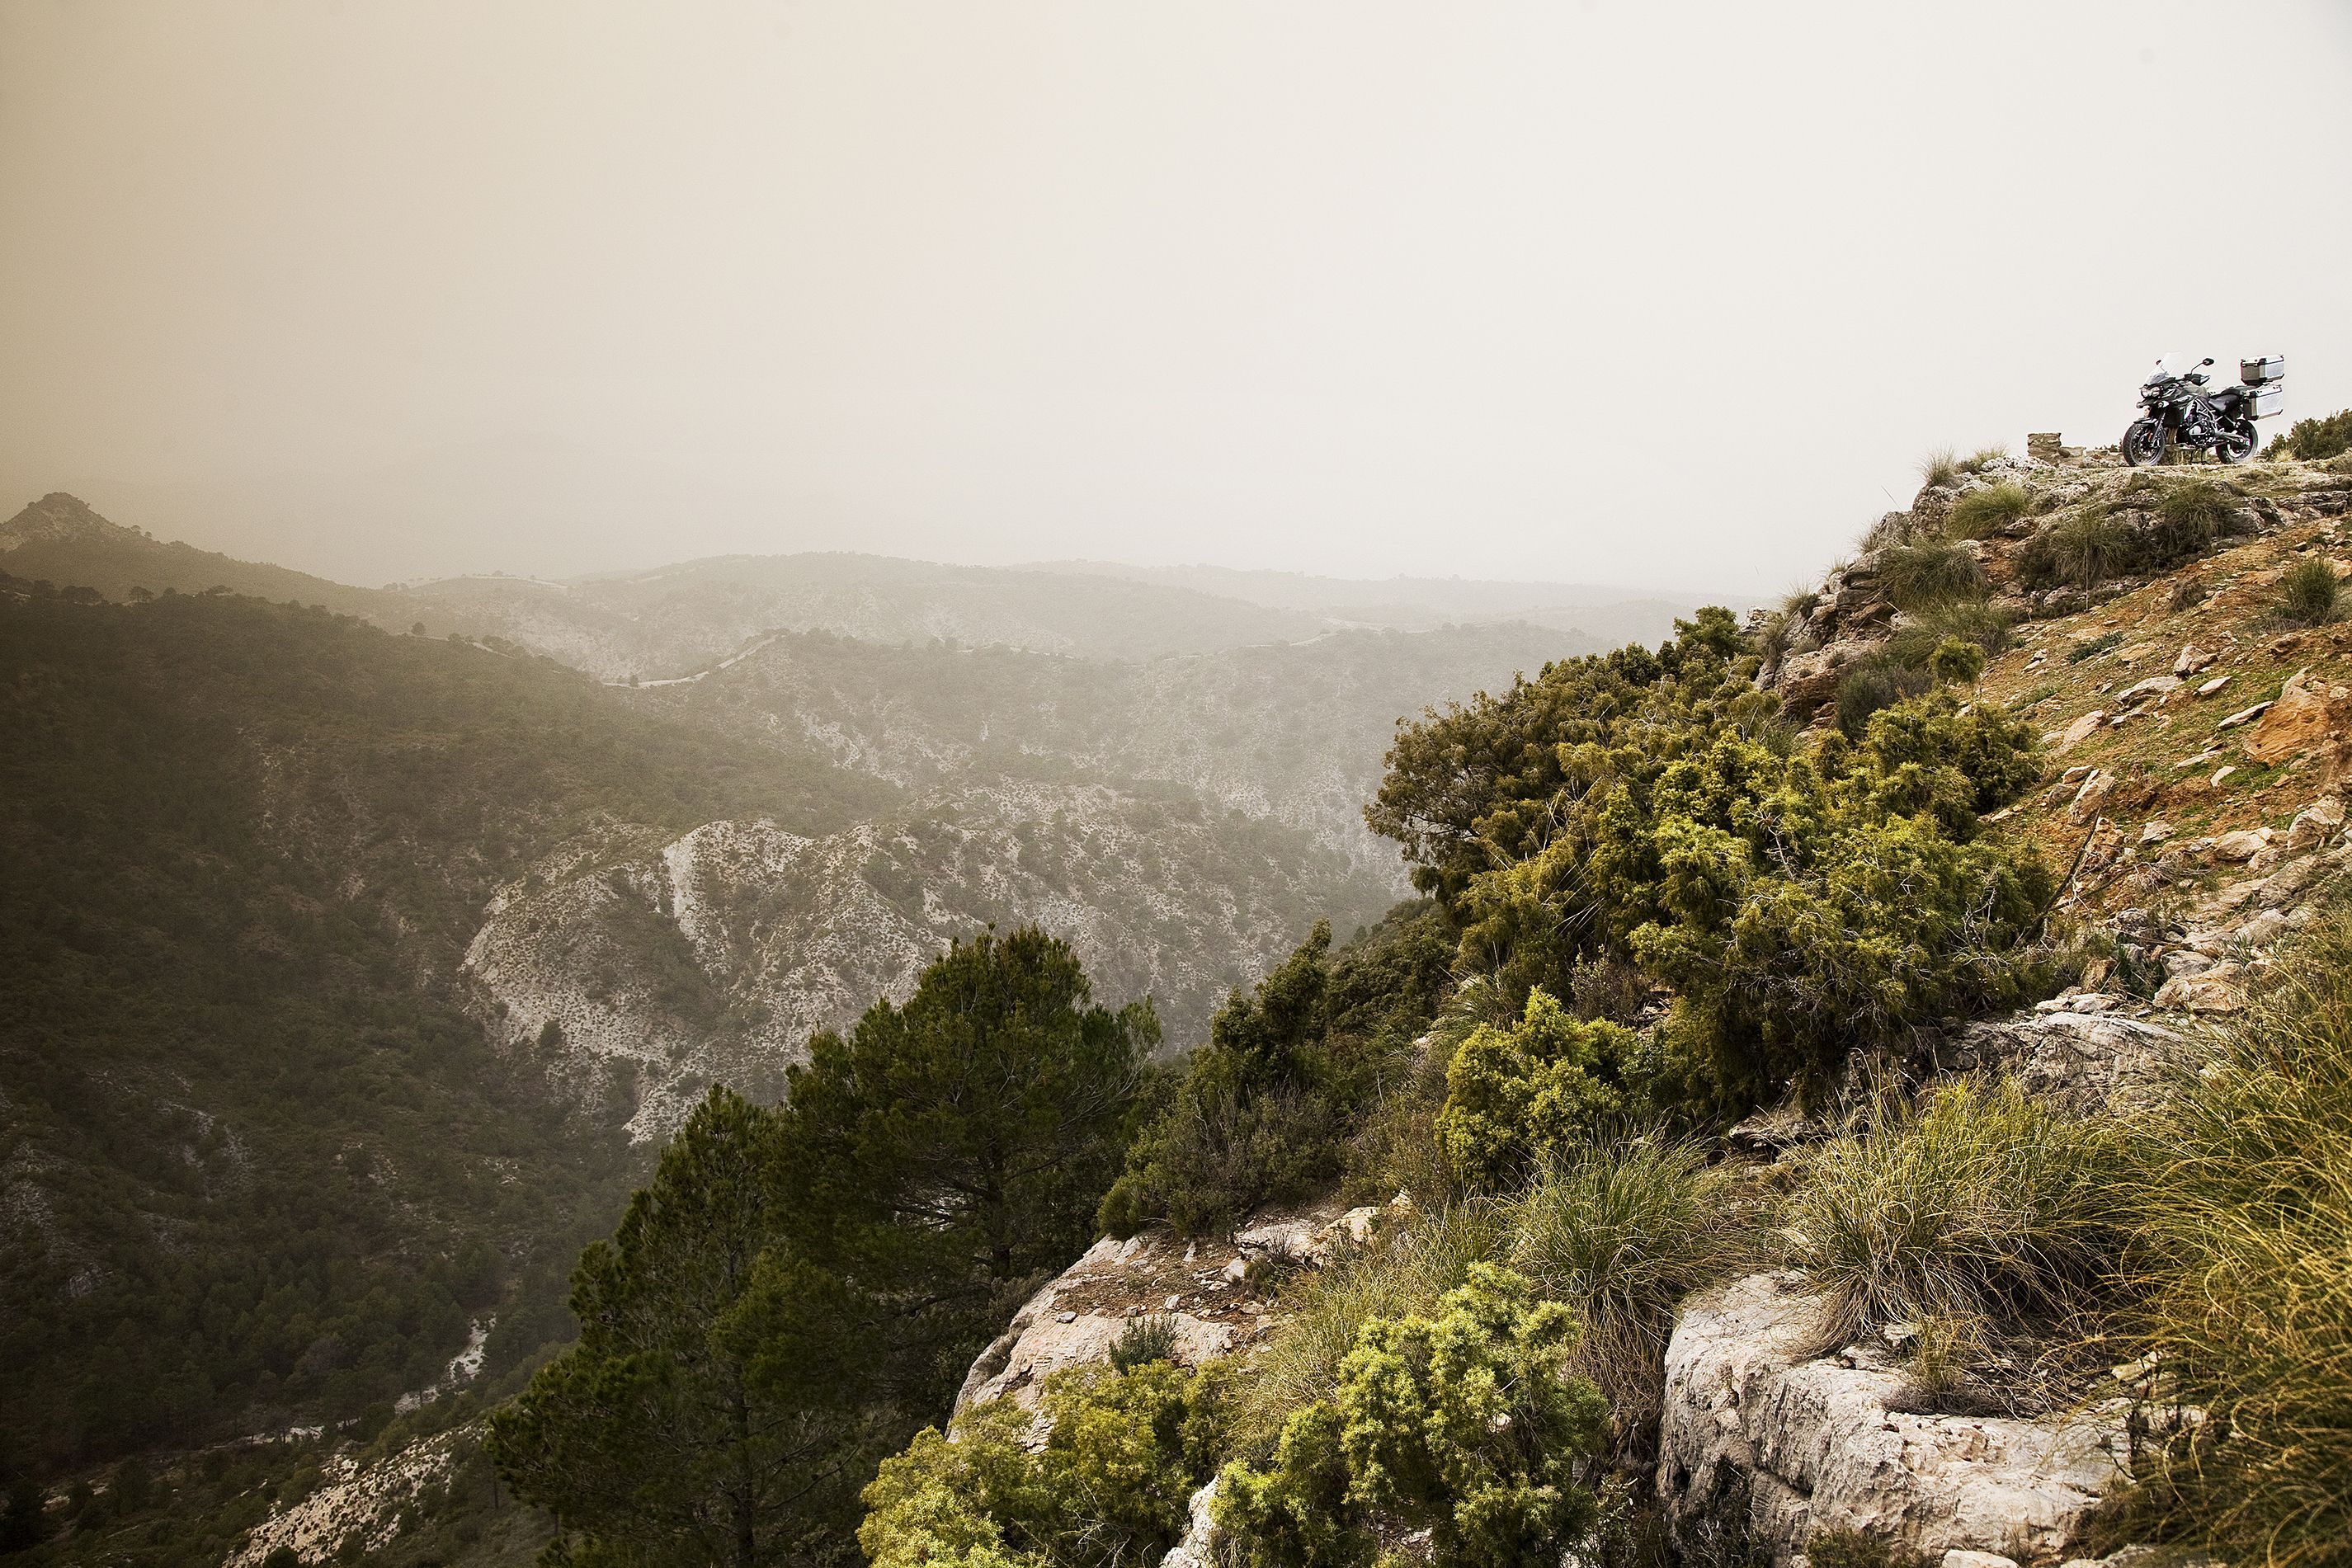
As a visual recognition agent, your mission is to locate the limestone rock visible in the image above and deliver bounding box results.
[2286,796,2346,852]
[1159,1478,1221,1568]
[1947,1009,2185,1116]
[2154,963,2246,1014]
[2116,676,2180,704]
[2057,710,2106,751]
[2215,700,2272,732]
[1657,1274,2127,1565]
[955,1195,1361,1421]
[956,1237,1241,1420]
[2067,770,2115,824]
[2213,827,2271,863]
[2246,669,2348,765]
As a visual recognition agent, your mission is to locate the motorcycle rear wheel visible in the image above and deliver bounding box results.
[2216,423,2258,464]
[2122,419,2166,467]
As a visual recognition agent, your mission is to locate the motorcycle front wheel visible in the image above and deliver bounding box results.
[2216,422,2258,464]
[2122,418,2166,467]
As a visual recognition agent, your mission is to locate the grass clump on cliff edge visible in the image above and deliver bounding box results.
[1879,539,1987,610]
[1784,1079,2123,1382]
[1918,445,2005,491]
[1947,482,2034,539]
[2114,902,2352,1565]
[1507,1138,1751,1440]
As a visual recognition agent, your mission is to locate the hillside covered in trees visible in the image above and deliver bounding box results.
[9,440,2352,1568]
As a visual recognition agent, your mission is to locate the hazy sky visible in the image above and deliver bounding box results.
[4,1,2349,591]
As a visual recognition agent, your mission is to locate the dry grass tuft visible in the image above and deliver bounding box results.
[2115,902,2352,1564]
[1507,1138,1753,1445]
[2279,557,2343,627]
[1783,1078,2123,1383]
[1948,482,2034,539]
[1878,539,1987,611]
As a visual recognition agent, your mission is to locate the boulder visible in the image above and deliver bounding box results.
[2067,770,2116,824]
[2056,711,2107,751]
[2213,827,2271,863]
[2116,676,2181,705]
[1945,1010,2185,1116]
[2154,963,2246,1014]
[2245,669,2346,765]
[1657,1274,2127,1566]
[955,1235,1241,1420]
[2285,796,2346,853]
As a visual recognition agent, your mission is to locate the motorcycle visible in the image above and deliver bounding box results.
[2121,354,2284,466]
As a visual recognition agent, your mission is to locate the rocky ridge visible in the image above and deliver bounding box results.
[937,451,2352,1568]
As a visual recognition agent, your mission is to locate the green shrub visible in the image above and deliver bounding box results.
[2279,557,2343,626]
[1110,1314,1181,1372]
[1919,448,1962,490]
[1236,1201,1512,1451]
[1834,654,1933,739]
[2115,902,2352,1563]
[1947,483,2033,539]
[1216,1264,1604,1568]
[2267,409,2352,462]
[2019,487,2233,593]
[1435,988,1640,1188]
[1925,636,1986,686]
[1374,614,2047,1121]
[1878,539,1987,610]
[1884,600,2014,671]
[1102,908,1452,1239]
[1784,1079,2123,1365]
[860,1358,1232,1568]
[1506,1139,1748,1433]
[1963,444,2006,473]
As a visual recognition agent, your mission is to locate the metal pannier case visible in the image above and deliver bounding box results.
[2249,383,2284,419]
[2241,355,2286,384]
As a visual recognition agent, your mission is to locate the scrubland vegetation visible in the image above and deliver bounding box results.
[16,427,2352,1568]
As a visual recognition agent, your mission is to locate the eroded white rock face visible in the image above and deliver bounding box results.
[955,1236,1240,1419]
[1944,1009,2186,1116]
[227,1430,464,1566]
[1657,1274,2127,1566]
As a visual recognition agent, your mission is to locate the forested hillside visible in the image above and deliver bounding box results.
[0,570,1409,1493]
[0,580,869,1472]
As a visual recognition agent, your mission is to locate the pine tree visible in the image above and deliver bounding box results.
[488,1087,881,1568]
[780,926,1153,1399]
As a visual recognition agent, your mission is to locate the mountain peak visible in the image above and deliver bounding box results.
[2,492,138,551]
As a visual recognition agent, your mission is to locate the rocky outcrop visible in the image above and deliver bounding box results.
[1658,1274,2128,1566]
[2244,666,2350,766]
[228,1429,467,1566]
[464,790,1389,1139]
[1941,1003,2187,1117]
[1158,1478,1223,1568]
[954,1196,1380,1421]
